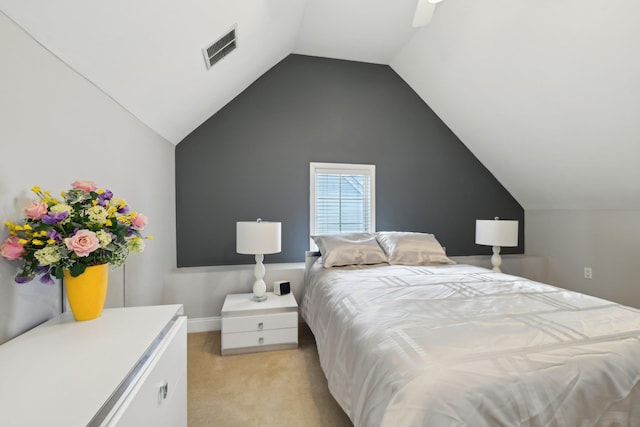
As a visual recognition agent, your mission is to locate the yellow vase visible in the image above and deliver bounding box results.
[64,263,109,321]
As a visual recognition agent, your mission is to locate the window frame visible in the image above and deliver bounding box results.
[309,162,376,248]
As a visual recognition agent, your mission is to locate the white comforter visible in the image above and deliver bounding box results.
[301,262,640,427]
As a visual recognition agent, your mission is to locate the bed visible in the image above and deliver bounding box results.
[301,232,640,427]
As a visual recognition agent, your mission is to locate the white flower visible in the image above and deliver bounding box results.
[108,197,126,210]
[127,237,145,254]
[87,205,108,225]
[50,203,72,214]
[96,230,112,247]
[34,246,61,265]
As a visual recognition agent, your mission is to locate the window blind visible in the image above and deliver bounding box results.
[314,173,371,234]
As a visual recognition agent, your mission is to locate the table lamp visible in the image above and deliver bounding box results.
[475,217,519,273]
[236,218,281,302]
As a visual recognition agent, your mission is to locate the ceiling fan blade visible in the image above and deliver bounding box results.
[412,0,435,27]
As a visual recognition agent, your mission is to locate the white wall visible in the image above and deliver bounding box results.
[0,13,176,343]
[452,254,548,284]
[164,263,305,331]
[167,254,546,332]
[525,210,640,309]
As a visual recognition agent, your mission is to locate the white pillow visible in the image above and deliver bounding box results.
[311,233,388,268]
[376,231,455,266]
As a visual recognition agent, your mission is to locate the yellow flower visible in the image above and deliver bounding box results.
[32,239,44,245]
[106,219,112,226]
[96,189,104,195]
[92,199,98,205]
[23,224,32,230]
[47,239,56,245]
[147,235,154,240]
[15,225,23,231]
[60,191,66,197]
[5,222,17,235]
[31,186,41,193]
[44,190,51,197]
[18,239,28,245]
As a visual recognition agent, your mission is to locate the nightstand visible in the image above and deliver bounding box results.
[221,292,298,355]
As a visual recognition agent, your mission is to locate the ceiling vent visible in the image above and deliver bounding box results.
[203,25,237,69]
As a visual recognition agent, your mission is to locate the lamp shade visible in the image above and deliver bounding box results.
[236,220,281,255]
[475,220,518,247]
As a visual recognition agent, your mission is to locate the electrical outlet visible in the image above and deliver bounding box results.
[584,267,593,279]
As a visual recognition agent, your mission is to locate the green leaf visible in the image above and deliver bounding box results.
[70,263,86,277]
[52,266,64,279]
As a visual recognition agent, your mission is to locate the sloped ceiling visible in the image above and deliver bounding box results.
[0,0,307,144]
[391,0,640,210]
[294,0,420,64]
[1,0,639,210]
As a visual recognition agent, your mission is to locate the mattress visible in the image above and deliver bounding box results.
[301,261,640,427]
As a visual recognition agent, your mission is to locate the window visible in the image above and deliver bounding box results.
[310,163,375,244]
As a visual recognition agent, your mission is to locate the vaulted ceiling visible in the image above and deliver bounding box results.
[2,0,639,210]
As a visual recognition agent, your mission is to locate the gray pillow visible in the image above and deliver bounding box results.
[376,231,455,266]
[311,233,388,268]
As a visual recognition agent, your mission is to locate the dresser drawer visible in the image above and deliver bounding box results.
[223,311,297,334]
[222,327,297,351]
[105,316,187,427]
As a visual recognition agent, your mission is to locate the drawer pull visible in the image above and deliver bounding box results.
[258,322,264,330]
[158,382,169,404]
[259,337,264,345]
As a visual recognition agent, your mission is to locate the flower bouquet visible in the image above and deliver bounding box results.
[1,180,151,284]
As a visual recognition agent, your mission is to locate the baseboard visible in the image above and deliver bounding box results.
[187,316,221,333]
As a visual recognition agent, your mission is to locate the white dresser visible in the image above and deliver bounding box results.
[0,304,186,427]
[221,292,298,355]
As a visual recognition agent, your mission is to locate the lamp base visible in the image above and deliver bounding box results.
[252,294,268,302]
[252,255,268,302]
[491,246,503,273]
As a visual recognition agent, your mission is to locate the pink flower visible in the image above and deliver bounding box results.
[64,230,100,257]
[1,236,25,261]
[71,180,97,192]
[131,213,148,231]
[23,202,48,220]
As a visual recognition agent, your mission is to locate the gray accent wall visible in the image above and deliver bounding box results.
[176,54,524,267]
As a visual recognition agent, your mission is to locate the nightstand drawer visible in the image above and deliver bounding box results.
[221,292,298,355]
[222,328,298,350]
[223,311,297,334]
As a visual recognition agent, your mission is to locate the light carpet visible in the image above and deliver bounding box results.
[187,323,353,427]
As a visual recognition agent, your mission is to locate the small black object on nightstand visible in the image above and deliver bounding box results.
[274,281,290,295]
